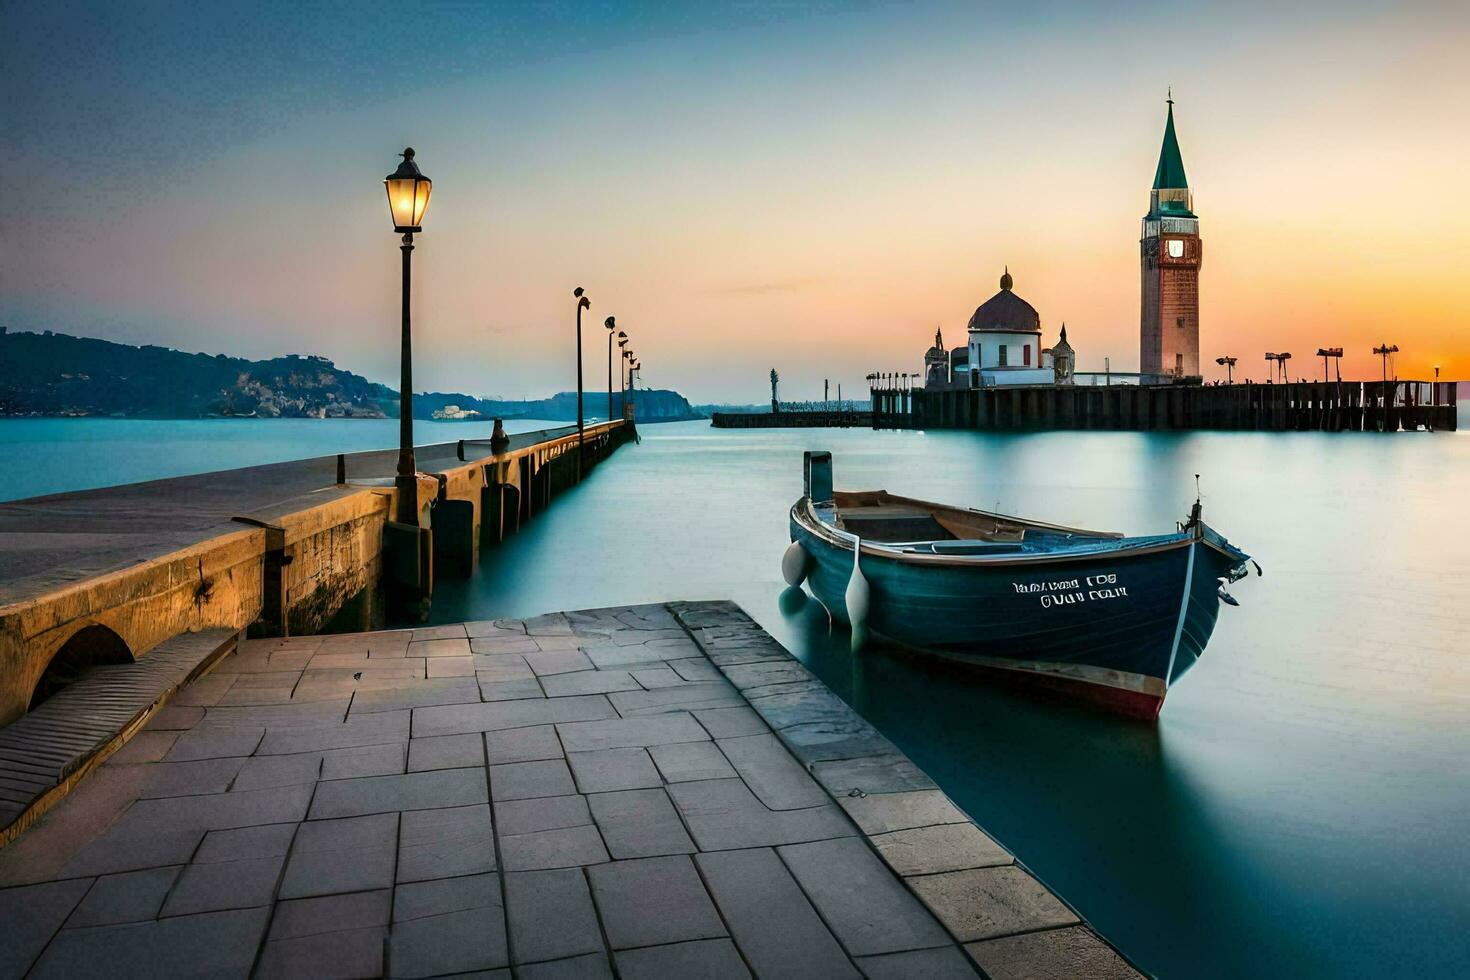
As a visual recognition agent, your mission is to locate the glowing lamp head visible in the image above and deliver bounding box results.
[385,148,432,233]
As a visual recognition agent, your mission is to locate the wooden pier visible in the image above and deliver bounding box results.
[872,380,1458,432]
[711,409,869,429]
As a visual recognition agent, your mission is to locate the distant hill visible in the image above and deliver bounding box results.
[0,328,702,422]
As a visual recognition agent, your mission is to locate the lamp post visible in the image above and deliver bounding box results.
[384,148,432,526]
[604,317,617,423]
[574,288,590,453]
[617,334,630,419]
[1215,356,1236,384]
[621,349,635,419]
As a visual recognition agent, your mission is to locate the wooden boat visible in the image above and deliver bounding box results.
[784,452,1256,720]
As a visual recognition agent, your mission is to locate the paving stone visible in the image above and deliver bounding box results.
[478,678,547,702]
[855,946,979,978]
[779,837,951,956]
[837,790,971,835]
[582,642,676,669]
[269,888,392,940]
[60,829,203,878]
[258,925,387,979]
[668,778,855,851]
[494,795,592,836]
[523,650,594,676]
[775,715,900,763]
[465,620,526,639]
[202,699,352,729]
[720,660,816,691]
[394,871,500,921]
[164,728,264,762]
[504,868,604,965]
[588,855,725,950]
[350,678,483,713]
[309,767,488,819]
[196,822,298,863]
[518,952,612,979]
[539,670,641,697]
[161,853,285,916]
[484,725,564,765]
[615,938,750,979]
[628,666,684,688]
[134,757,247,799]
[696,847,859,979]
[408,637,473,660]
[490,759,576,800]
[963,925,1141,980]
[693,706,769,738]
[649,741,736,783]
[171,673,236,708]
[280,813,397,899]
[909,867,1078,943]
[108,783,313,838]
[427,655,475,678]
[389,898,508,975]
[872,823,1012,876]
[473,653,535,679]
[588,788,695,858]
[566,748,661,793]
[30,907,270,980]
[107,731,180,765]
[717,733,829,810]
[407,733,484,771]
[813,754,937,796]
[470,636,541,656]
[321,742,408,781]
[397,804,496,882]
[232,753,322,791]
[526,612,574,636]
[145,705,206,731]
[258,710,410,755]
[412,624,468,641]
[66,867,179,928]
[557,714,710,752]
[0,878,93,976]
[608,682,745,717]
[413,695,615,739]
[668,659,723,682]
[499,825,609,871]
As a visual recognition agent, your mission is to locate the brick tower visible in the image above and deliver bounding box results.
[1140,94,1201,378]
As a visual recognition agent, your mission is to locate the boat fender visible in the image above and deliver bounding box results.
[1218,588,1240,607]
[781,540,812,587]
[846,537,870,639]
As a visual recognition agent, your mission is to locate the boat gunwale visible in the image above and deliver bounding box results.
[792,495,1235,568]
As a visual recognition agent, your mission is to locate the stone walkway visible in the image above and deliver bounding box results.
[0,601,1139,979]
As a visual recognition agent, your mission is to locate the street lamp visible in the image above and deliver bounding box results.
[605,318,621,423]
[574,288,590,452]
[384,147,432,526]
[622,348,635,419]
[616,333,629,420]
[1315,347,1343,383]
[1215,355,1236,384]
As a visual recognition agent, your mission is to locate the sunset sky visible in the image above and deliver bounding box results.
[3,1,1467,402]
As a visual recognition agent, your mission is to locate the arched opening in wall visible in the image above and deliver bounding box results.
[28,625,133,711]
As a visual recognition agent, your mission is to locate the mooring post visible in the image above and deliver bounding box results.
[336,454,346,485]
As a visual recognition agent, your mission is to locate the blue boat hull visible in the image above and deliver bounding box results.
[790,508,1240,720]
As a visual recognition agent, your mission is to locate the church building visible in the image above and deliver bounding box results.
[1139,95,1202,378]
[921,269,1074,389]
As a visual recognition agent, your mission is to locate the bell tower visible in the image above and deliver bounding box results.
[1140,93,1201,378]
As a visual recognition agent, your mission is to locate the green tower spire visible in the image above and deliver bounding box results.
[1152,92,1189,190]
[1148,91,1194,217]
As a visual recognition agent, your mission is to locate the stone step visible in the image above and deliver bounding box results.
[0,628,239,844]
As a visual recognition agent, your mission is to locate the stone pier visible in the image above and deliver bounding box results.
[0,601,1139,978]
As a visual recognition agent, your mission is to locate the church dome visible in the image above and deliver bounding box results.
[967,268,1041,334]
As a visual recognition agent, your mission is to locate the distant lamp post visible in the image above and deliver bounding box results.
[1215,355,1237,384]
[616,333,630,419]
[622,348,635,418]
[602,315,614,420]
[574,288,590,451]
[1316,347,1343,383]
[384,148,432,526]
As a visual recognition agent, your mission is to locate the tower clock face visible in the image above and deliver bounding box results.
[1167,239,1185,258]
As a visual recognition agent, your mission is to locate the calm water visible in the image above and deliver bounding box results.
[4,417,1469,977]
[0,417,567,501]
